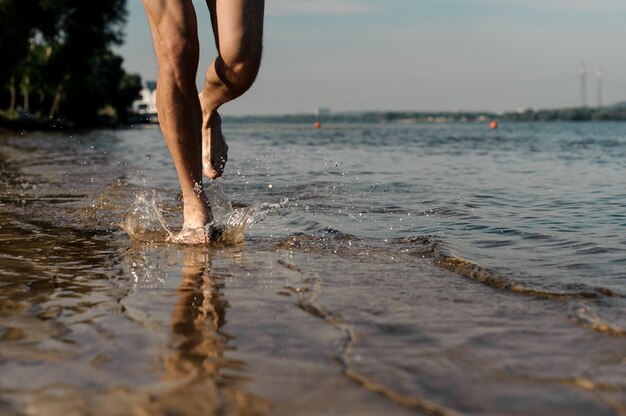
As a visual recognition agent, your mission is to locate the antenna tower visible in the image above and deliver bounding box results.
[596,67,603,108]
[579,62,587,107]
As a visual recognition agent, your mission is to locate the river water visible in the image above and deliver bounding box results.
[0,122,625,415]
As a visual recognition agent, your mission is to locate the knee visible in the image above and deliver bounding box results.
[157,36,199,83]
[218,46,262,93]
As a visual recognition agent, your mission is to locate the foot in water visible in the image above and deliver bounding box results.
[167,224,224,245]
[200,92,228,179]
[167,192,216,245]
[167,225,213,245]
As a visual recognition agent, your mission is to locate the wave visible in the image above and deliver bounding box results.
[568,303,626,337]
[392,236,624,301]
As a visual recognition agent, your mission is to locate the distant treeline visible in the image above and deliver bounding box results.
[224,106,626,124]
[499,106,626,122]
[222,111,495,124]
[0,0,142,129]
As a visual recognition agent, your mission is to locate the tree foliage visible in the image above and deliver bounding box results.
[500,107,626,122]
[0,0,142,127]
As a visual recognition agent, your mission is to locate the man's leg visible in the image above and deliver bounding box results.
[200,0,264,179]
[142,0,213,243]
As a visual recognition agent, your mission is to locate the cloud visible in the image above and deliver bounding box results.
[267,0,377,16]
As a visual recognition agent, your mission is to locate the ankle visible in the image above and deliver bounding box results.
[199,91,219,117]
[183,206,213,229]
[182,194,213,229]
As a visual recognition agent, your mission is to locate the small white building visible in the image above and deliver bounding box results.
[132,81,158,122]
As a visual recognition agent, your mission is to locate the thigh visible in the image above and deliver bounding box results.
[206,0,264,62]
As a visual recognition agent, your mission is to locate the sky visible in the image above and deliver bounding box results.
[117,0,626,116]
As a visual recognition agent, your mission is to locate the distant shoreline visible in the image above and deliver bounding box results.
[223,106,626,124]
[3,106,626,132]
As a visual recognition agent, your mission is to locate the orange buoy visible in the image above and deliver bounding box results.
[489,120,498,129]
[314,120,321,129]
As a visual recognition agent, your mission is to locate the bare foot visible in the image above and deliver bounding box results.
[200,93,228,179]
[168,191,215,245]
[167,225,214,245]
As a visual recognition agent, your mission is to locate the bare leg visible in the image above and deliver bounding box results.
[142,0,212,244]
[200,0,264,179]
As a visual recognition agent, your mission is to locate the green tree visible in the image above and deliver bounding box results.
[0,0,37,112]
[114,73,143,121]
[1,0,141,126]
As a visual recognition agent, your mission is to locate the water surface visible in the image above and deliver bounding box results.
[1,122,625,415]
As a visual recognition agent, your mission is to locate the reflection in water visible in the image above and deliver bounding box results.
[0,214,269,415]
[165,248,229,382]
[127,245,271,415]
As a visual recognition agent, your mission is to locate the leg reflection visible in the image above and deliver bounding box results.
[165,247,229,380]
[116,244,270,414]
[159,247,270,415]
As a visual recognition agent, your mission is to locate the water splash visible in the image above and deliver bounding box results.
[203,183,248,244]
[205,183,233,228]
[120,186,284,245]
[205,183,290,244]
[121,191,172,243]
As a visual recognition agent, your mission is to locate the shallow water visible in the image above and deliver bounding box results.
[1,122,626,415]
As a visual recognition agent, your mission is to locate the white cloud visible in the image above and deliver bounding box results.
[267,0,377,16]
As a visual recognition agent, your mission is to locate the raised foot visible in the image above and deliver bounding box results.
[201,108,229,180]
